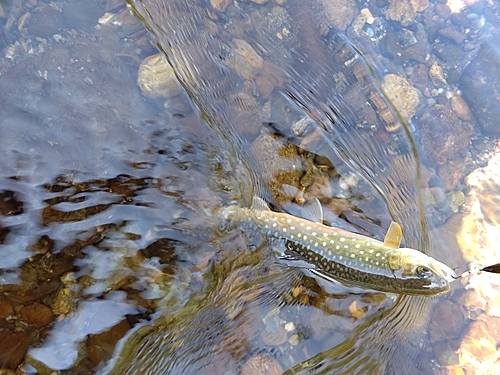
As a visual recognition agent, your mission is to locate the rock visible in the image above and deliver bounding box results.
[459,321,497,366]
[438,27,466,45]
[0,299,13,319]
[386,0,417,26]
[434,339,459,366]
[411,0,429,12]
[429,299,468,343]
[0,331,32,369]
[87,319,131,366]
[420,103,472,189]
[137,54,184,99]
[381,25,429,64]
[460,39,500,136]
[210,0,232,12]
[451,94,474,121]
[20,303,53,328]
[322,0,357,31]
[381,74,419,122]
[429,62,448,88]
[465,153,500,226]
[26,7,64,39]
[62,0,104,33]
[241,353,283,375]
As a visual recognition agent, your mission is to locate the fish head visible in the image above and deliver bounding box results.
[387,248,456,296]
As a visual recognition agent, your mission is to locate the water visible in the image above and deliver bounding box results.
[1,0,499,374]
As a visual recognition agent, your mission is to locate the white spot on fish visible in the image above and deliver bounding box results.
[287,219,291,223]
[339,255,343,260]
[369,249,374,253]
[265,225,269,229]
[315,242,318,247]
[306,226,311,230]
[333,232,338,236]
[359,250,364,255]
[375,261,379,266]
[283,228,287,233]
[330,240,335,244]
[344,245,348,248]
[381,257,385,260]
[365,257,369,262]
[290,235,294,239]
[272,223,277,228]
[303,236,307,240]
[290,226,295,230]
[340,238,345,242]
[322,242,326,246]
[323,233,328,237]
[350,254,355,258]
[336,245,340,250]
[376,253,380,257]
[300,223,304,227]
[312,232,317,236]
[355,244,360,249]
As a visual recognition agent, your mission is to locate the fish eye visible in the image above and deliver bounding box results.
[416,266,433,279]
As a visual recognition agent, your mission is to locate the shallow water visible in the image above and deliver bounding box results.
[1,0,500,374]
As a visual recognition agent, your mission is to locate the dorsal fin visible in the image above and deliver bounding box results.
[383,221,403,248]
[251,196,271,211]
[301,198,323,224]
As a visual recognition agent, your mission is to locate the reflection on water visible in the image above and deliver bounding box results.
[1,0,500,374]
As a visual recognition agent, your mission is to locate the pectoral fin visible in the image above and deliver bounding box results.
[383,221,403,248]
[251,196,271,211]
[301,198,323,224]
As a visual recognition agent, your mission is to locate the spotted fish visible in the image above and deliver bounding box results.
[220,197,456,296]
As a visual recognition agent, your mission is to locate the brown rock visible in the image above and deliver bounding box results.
[451,95,474,121]
[0,331,32,369]
[241,353,283,375]
[381,74,420,122]
[0,299,13,319]
[420,103,472,171]
[87,319,131,366]
[386,0,417,26]
[20,303,53,328]
[322,0,357,31]
[438,27,466,45]
[407,63,429,90]
[410,0,429,12]
[210,0,232,12]
[459,321,497,365]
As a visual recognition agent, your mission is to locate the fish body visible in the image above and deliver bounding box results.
[220,198,455,296]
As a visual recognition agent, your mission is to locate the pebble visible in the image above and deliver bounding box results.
[381,74,419,122]
[429,62,447,88]
[241,353,283,375]
[20,302,53,328]
[451,94,474,121]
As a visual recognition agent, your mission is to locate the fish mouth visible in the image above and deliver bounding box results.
[433,259,457,283]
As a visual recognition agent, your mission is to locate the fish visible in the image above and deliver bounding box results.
[220,197,456,296]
